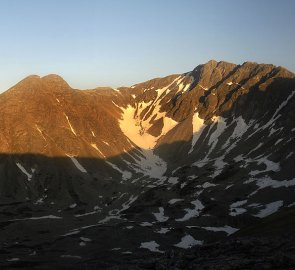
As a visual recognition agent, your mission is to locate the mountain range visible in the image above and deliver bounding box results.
[1,60,295,269]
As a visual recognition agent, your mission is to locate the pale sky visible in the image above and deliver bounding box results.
[0,0,294,92]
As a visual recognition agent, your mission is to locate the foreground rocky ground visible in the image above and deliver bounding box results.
[133,235,295,270]
[5,234,294,269]
[2,207,294,269]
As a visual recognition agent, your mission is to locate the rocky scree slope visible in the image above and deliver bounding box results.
[0,60,295,268]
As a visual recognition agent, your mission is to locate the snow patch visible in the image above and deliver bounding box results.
[61,255,82,259]
[199,84,208,91]
[168,198,184,205]
[7,258,20,262]
[189,113,205,154]
[80,237,91,242]
[249,90,295,138]
[105,161,131,180]
[75,210,101,217]
[254,201,283,218]
[35,125,47,141]
[275,138,283,145]
[140,222,153,227]
[286,152,294,159]
[121,251,132,254]
[64,114,77,136]
[11,215,62,221]
[176,199,204,221]
[248,142,263,155]
[120,195,138,213]
[234,155,244,162]
[223,116,250,153]
[174,235,203,249]
[225,184,233,190]
[62,230,80,237]
[90,143,105,157]
[194,116,227,168]
[156,227,170,234]
[140,241,164,253]
[255,177,295,189]
[153,207,169,222]
[210,156,227,178]
[168,177,179,185]
[67,155,87,173]
[230,200,247,216]
[202,182,216,188]
[120,105,176,149]
[102,140,110,146]
[133,149,167,180]
[69,203,77,209]
[98,215,121,224]
[16,162,34,181]
[250,156,280,176]
[201,225,239,235]
[230,208,247,216]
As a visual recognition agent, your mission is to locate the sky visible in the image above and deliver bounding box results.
[0,0,294,91]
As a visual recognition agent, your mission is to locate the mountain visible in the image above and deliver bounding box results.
[0,60,295,269]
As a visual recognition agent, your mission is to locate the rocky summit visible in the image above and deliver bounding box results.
[0,60,295,269]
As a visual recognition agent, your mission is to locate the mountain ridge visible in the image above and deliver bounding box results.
[4,59,294,94]
[0,59,295,268]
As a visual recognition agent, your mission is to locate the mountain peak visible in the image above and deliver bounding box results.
[41,74,70,89]
[204,59,218,67]
[206,59,218,63]
[41,74,65,81]
[4,74,71,97]
[23,74,41,80]
[17,75,41,85]
[193,60,237,72]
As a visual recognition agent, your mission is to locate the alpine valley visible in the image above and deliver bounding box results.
[1,60,295,269]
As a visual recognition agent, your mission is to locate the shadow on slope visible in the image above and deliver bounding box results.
[233,206,295,237]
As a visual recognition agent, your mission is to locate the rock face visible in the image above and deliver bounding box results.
[0,60,295,268]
